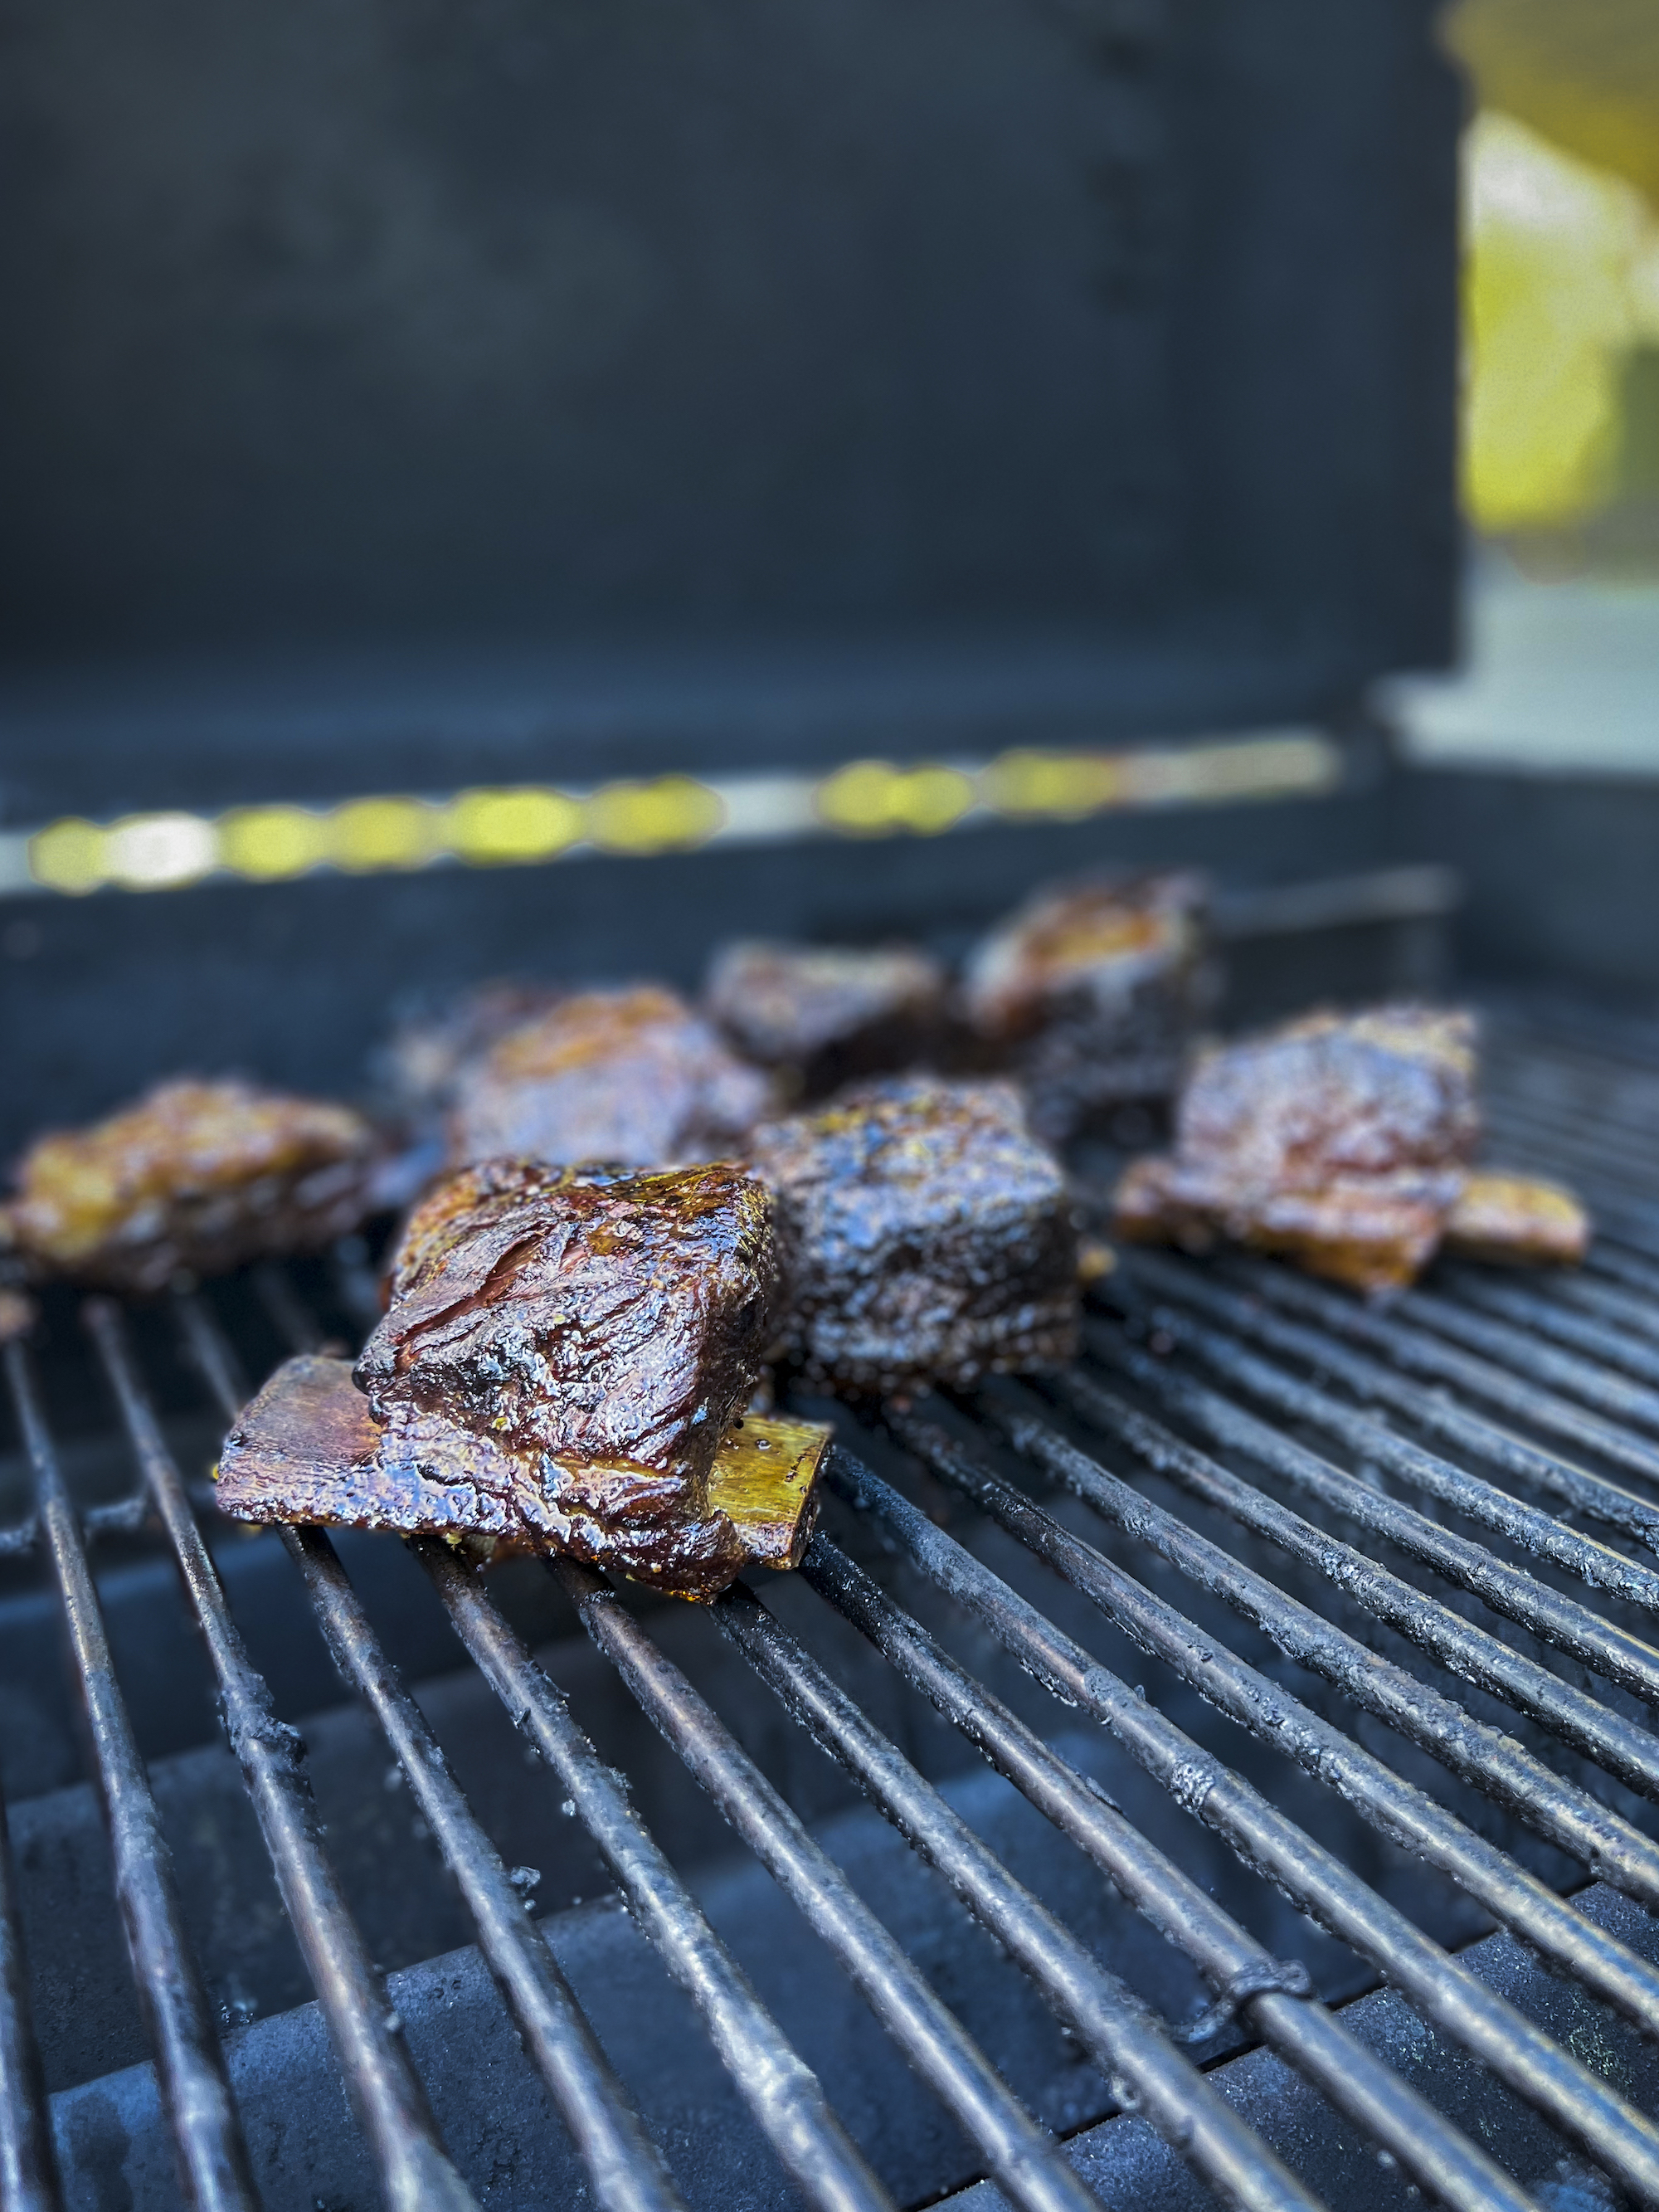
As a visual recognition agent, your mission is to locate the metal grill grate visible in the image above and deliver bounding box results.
[4,1008,1659,2211]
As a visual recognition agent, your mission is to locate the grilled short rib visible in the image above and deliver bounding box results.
[2,1079,381,1294]
[751,1077,1079,1393]
[216,1158,826,1598]
[706,940,947,1101]
[448,987,773,1171]
[964,871,1209,1143]
[1113,1006,1588,1292]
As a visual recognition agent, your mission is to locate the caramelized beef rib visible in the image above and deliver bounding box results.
[751,1077,1079,1394]
[3,1079,381,1294]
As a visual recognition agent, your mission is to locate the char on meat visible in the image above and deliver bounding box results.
[216,1158,827,1598]
[750,1077,1079,1394]
[964,871,1209,1143]
[2,1079,382,1294]
[705,940,947,1101]
[1113,1005,1588,1292]
[448,987,773,1171]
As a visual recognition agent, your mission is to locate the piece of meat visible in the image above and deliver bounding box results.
[1443,1172,1590,1266]
[705,941,947,1101]
[214,1356,829,1595]
[750,1076,1080,1394]
[963,871,1209,1142]
[1114,1151,1456,1291]
[221,1157,802,1598]
[359,1158,779,1496]
[1112,1006,1588,1292]
[376,982,567,1115]
[4,1079,382,1295]
[448,987,774,1171]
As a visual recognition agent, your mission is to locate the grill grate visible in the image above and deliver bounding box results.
[3,1009,1659,2210]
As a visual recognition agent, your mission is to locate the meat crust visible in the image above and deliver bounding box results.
[705,941,947,1100]
[1112,1006,1588,1292]
[216,1157,815,1597]
[4,1079,381,1294]
[751,1077,1079,1393]
[964,871,1209,1142]
[448,987,773,1170]
[358,1160,779,1498]
[214,1354,829,1596]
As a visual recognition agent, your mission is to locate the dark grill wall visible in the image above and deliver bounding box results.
[0,0,1456,693]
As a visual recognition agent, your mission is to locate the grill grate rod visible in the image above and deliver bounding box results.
[176,1290,693,2212]
[417,1540,898,2212]
[976,1379,1659,2025]
[1397,1285,1659,1438]
[246,1266,902,2212]
[1408,1062,1659,1270]
[1108,1251,1659,1586]
[1484,1080,1659,1191]
[197,1311,709,2210]
[706,1577,1326,2212]
[1485,1036,1659,1134]
[1586,1244,1659,1299]
[1446,1269,1659,1388]
[3,1336,261,2212]
[1228,1259,1659,1488]
[80,1301,483,2212]
[791,1530,1540,2212]
[275,1264,1559,2212]
[288,1526,694,2212]
[848,1430,1659,2206]
[553,1554,1107,2212]
[0,1777,61,2212]
[1539,1267,1659,1346]
[1071,1325,1659,1810]
[1485,1094,1659,1198]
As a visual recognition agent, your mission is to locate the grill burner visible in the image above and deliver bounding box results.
[4,1008,1659,2211]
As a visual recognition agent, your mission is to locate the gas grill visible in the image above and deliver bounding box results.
[2,1007,1658,2212]
[6,0,1659,2204]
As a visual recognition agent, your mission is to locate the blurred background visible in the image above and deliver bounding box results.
[1398,0,1659,774]
[2,0,1657,1148]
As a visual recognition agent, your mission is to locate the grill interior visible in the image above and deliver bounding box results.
[5,1004,1659,2212]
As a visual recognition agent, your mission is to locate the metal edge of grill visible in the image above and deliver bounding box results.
[2,1007,1659,2212]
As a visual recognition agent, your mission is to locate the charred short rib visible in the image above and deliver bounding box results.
[3,1079,382,1294]
[449,987,773,1171]
[750,1077,1080,1394]
[216,1158,827,1599]
[1113,1006,1588,1292]
[964,872,1209,1143]
[706,941,947,1100]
